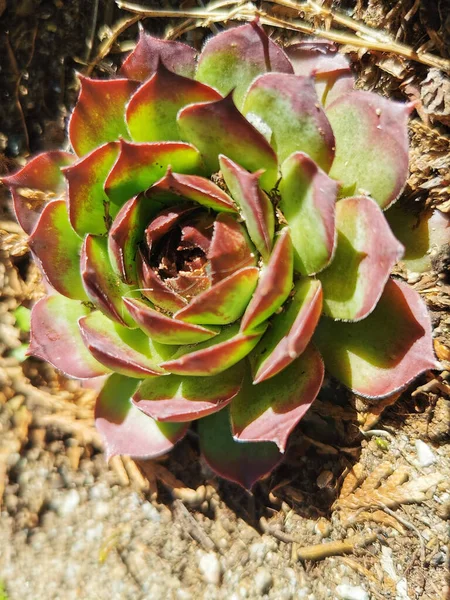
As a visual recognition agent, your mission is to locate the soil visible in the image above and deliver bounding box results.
[0,1,449,599]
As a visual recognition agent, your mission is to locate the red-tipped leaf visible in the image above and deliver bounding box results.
[177,94,278,191]
[147,168,237,213]
[174,266,259,325]
[104,139,202,205]
[79,311,167,378]
[126,61,222,142]
[2,151,74,235]
[327,91,412,208]
[63,142,120,236]
[279,152,338,275]
[241,228,293,332]
[123,297,218,345]
[198,407,283,489]
[231,346,324,451]
[28,200,88,301]
[161,323,266,376]
[219,155,274,261]
[243,73,335,170]
[196,20,293,109]
[120,30,197,81]
[28,295,110,379]
[69,76,138,156]
[252,279,323,384]
[133,362,244,422]
[314,279,438,398]
[96,373,188,460]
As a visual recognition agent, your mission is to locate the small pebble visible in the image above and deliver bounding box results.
[335,584,369,600]
[254,568,273,595]
[415,440,436,467]
[198,552,222,585]
[51,489,80,517]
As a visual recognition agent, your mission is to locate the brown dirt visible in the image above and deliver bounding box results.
[0,1,449,599]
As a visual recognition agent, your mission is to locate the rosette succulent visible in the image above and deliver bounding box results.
[3,23,438,488]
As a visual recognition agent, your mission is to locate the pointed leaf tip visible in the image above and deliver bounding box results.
[196,20,293,109]
[231,346,323,451]
[177,94,278,191]
[198,406,283,489]
[2,151,74,235]
[219,155,275,261]
[69,77,139,156]
[119,31,197,81]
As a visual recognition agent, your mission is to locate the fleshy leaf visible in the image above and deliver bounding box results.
[28,200,88,301]
[79,311,167,378]
[126,61,221,142]
[386,206,450,274]
[96,373,188,460]
[243,73,335,169]
[177,94,278,191]
[28,295,110,379]
[314,278,438,398]
[196,21,293,109]
[327,91,412,208]
[81,235,136,327]
[123,297,218,345]
[137,250,188,313]
[144,204,196,248]
[219,155,274,261]
[119,30,197,81]
[252,279,322,384]
[104,140,202,205]
[161,323,266,376]
[286,41,351,77]
[279,152,338,275]
[231,346,323,450]
[63,142,120,236]
[174,266,259,325]
[319,196,404,321]
[69,76,138,156]
[147,168,237,213]
[207,213,257,284]
[198,406,282,489]
[133,362,244,422]
[2,151,74,235]
[285,41,354,105]
[241,228,293,332]
[108,194,162,284]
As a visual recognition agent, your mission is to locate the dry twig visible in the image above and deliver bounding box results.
[116,0,450,72]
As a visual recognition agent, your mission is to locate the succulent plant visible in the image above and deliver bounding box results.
[3,22,438,488]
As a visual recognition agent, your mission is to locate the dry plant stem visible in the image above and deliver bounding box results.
[296,532,378,561]
[116,0,450,72]
[85,14,141,76]
[380,504,426,563]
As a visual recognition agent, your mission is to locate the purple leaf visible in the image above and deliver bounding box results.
[231,346,323,451]
[96,373,189,460]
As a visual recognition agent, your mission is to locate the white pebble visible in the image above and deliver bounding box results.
[254,568,273,595]
[415,440,436,467]
[336,584,369,600]
[52,489,80,517]
[198,552,222,585]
